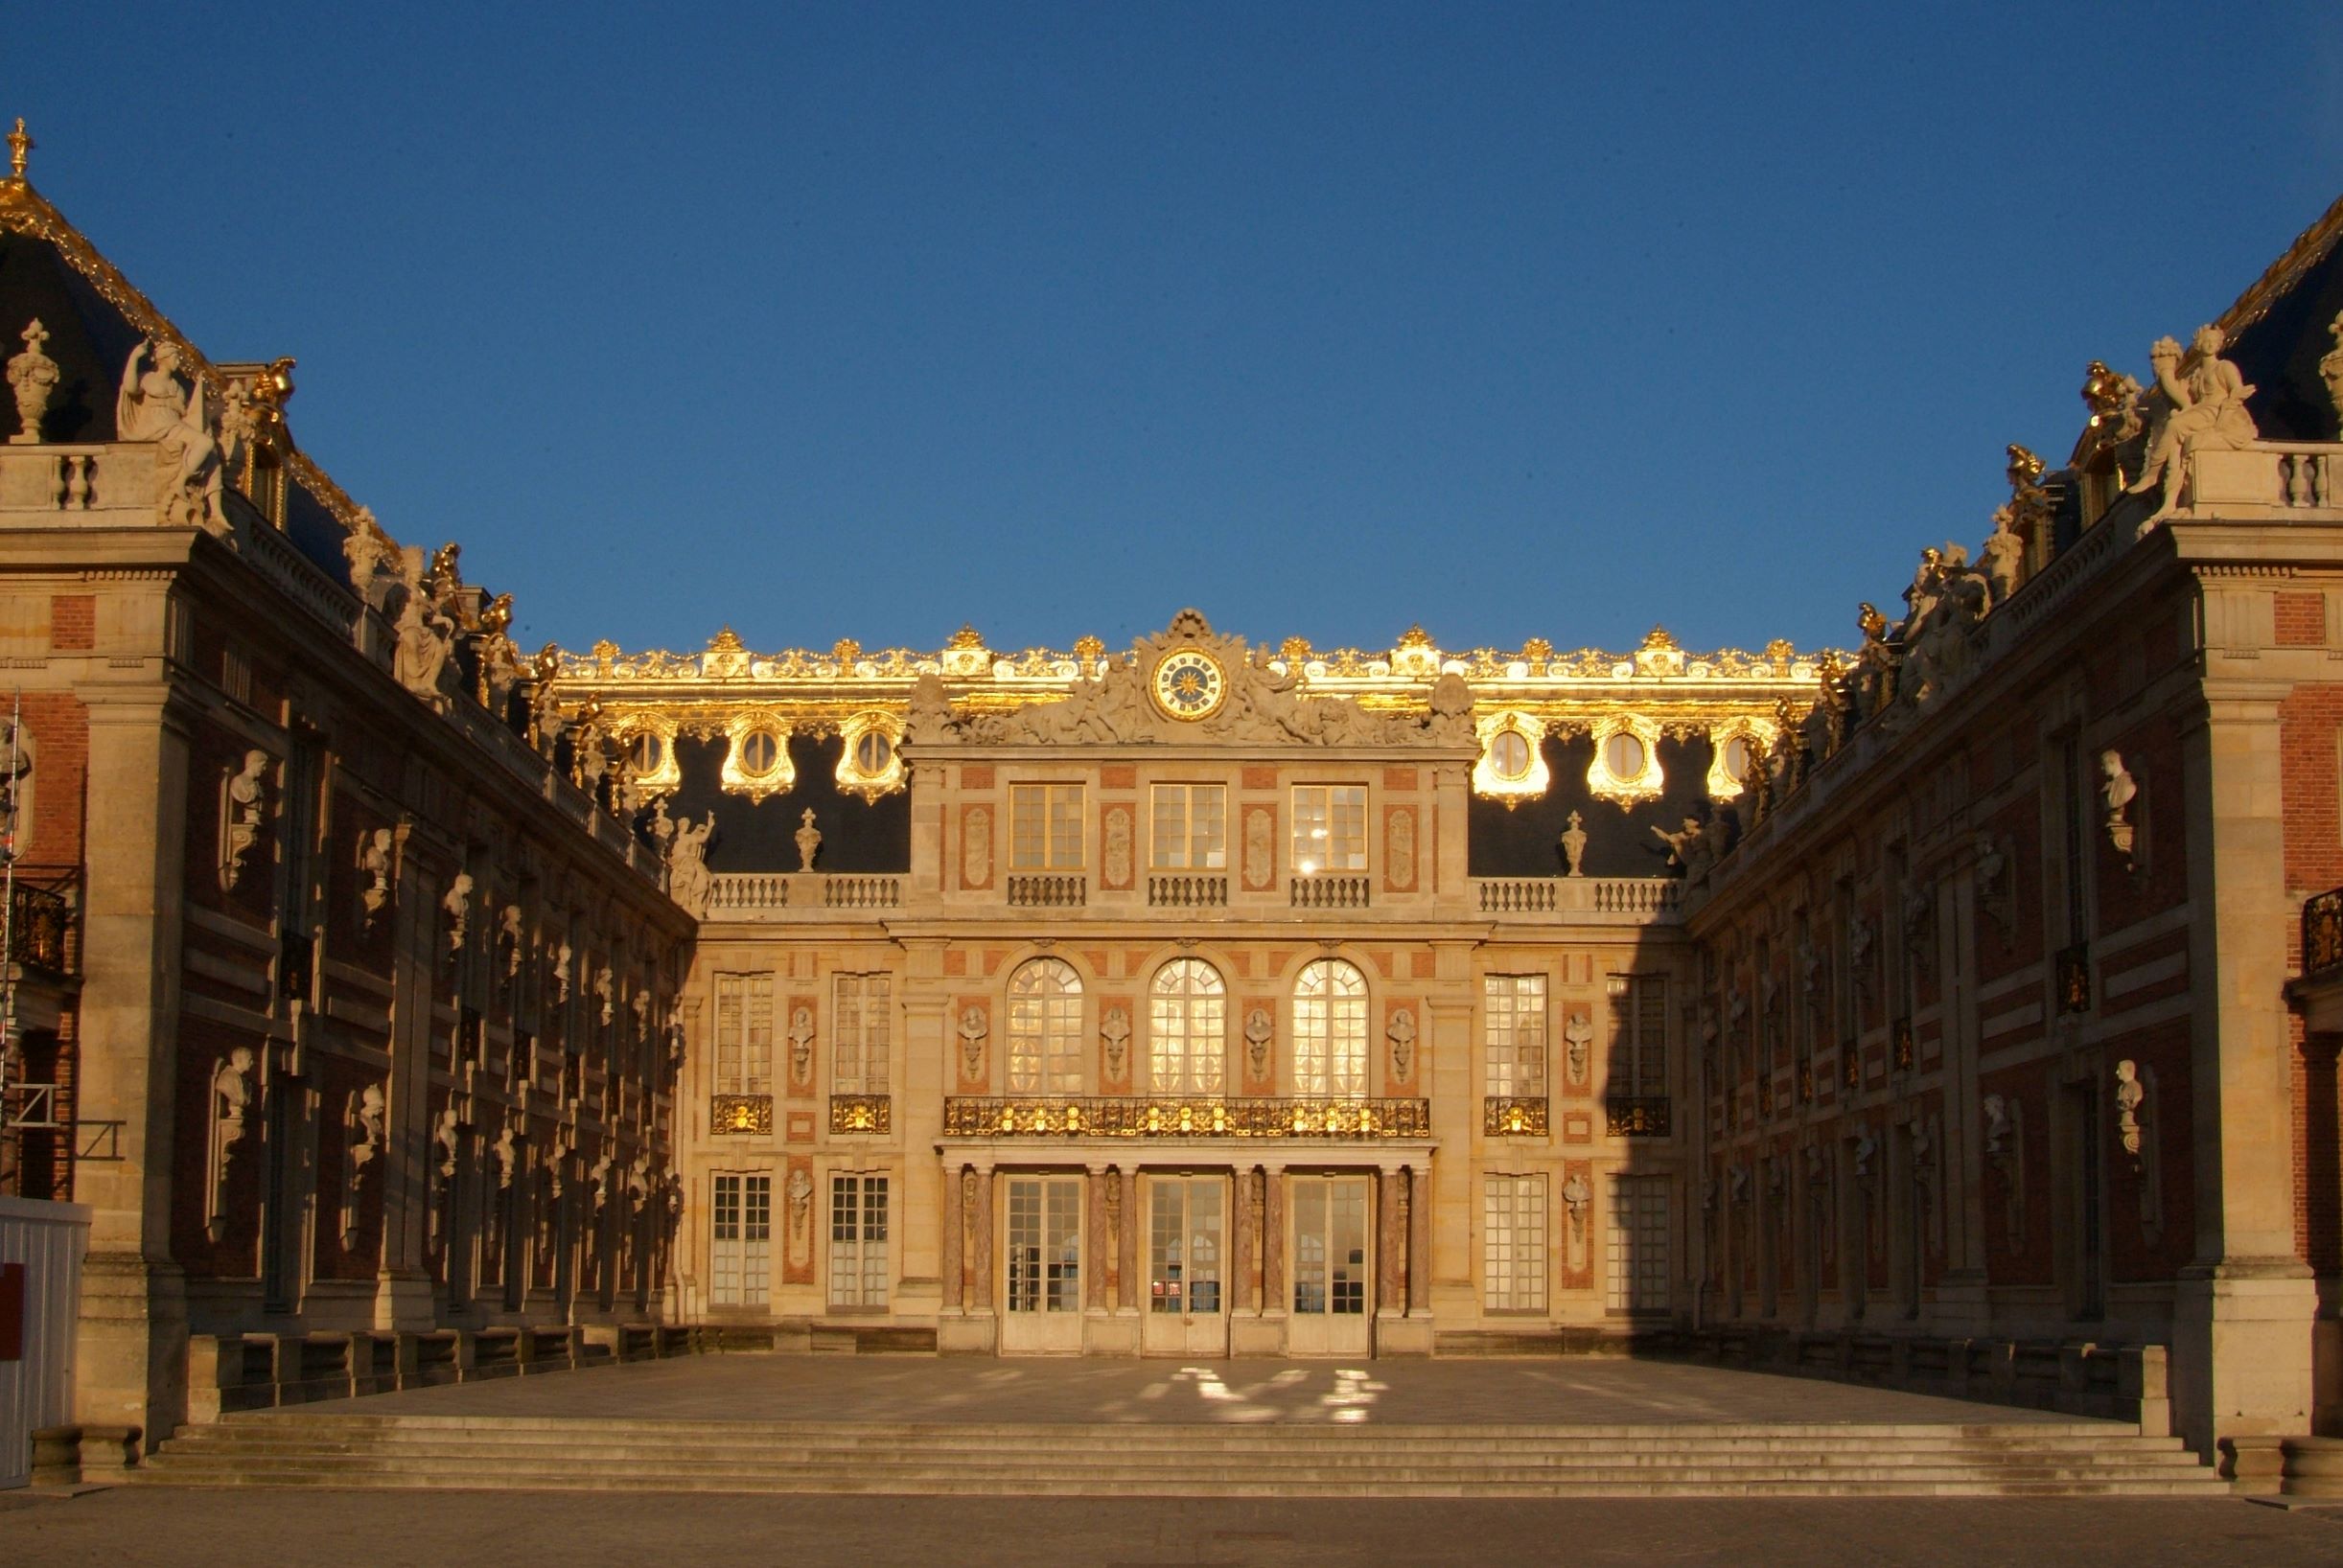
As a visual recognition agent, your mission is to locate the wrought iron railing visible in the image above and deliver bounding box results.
[943,1095,1430,1140]
[1604,1095,1672,1139]
[2306,888,2343,978]
[1483,1096,1548,1136]
[6,880,72,974]
[829,1095,891,1135]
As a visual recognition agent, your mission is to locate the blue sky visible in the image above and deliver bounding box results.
[12,4,2340,657]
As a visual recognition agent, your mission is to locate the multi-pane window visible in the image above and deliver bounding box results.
[713,974,774,1095]
[710,1173,771,1307]
[832,973,891,1094]
[1006,1177,1082,1313]
[1150,783,1227,869]
[1483,1174,1548,1312]
[1605,1175,1671,1312]
[1148,958,1225,1095]
[1009,783,1084,870]
[1606,975,1668,1097]
[1290,785,1367,874]
[1291,958,1368,1096]
[827,1173,889,1308]
[1484,974,1548,1095]
[1007,957,1084,1094]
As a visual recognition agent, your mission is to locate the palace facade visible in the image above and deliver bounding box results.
[3,120,2343,1464]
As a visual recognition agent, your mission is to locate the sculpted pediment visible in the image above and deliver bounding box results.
[909,609,1474,749]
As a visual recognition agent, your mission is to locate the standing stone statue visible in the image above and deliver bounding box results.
[2128,326,2258,511]
[2321,310,2343,431]
[7,318,58,444]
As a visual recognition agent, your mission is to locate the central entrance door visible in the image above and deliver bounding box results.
[1002,1175,1084,1353]
[1142,1174,1228,1355]
[1287,1174,1372,1355]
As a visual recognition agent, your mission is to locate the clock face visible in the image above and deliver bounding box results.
[1151,648,1228,722]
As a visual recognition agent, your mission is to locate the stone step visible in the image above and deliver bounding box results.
[121,1465,2228,1499]
[152,1435,2208,1469]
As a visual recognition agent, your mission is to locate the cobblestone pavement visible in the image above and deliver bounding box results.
[4,1487,2338,1567]
[256,1352,2097,1426]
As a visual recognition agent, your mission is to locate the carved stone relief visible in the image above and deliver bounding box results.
[1386,1005,1418,1084]
[1386,806,1417,892]
[1244,1006,1274,1083]
[789,1004,816,1088]
[1563,1008,1592,1091]
[962,804,992,889]
[1100,1005,1131,1085]
[958,1003,989,1084]
[1241,805,1273,890]
[341,1082,385,1250]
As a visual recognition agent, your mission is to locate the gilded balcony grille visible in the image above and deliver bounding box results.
[1290,875,1370,911]
[1483,1096,1548,1136]
[7,881,72,974]
[710,1094,773,1136]
[1604,1095,1671,1139]
[2306,888,2343,977]
[829,1095,891,1135]
[2055,942,2092,1014]
[1148,874,1227,909]
[1007,874,1086,909]
[942,1095,1431,1140]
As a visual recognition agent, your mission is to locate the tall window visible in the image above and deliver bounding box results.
[713,974,774,1095]
[1290,785,1366,874]
[1483,1174,1548,1312]
[831,974,891,1094]
[1151,783,1227,869]
[1148,958,1225,1095]
[710,1173,771,1307]
[827,1173,889,1308]
[1010,783,1084,870]
[1606,1174,1671,1312]
[1484,974,1547,1095]
[1007,957,1084,1094]
[1606,975,1667,1097]
[1291,958,1368,1096]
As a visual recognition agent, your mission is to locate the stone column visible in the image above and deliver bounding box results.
[1263,1164,1286,1316]
[1117,1166,1140,1313]
[2173,691,2317,1454]
[1085,1162,1110,1312]
[1407,1164,1431,1315]
[940,1159,964,1315]
[73,684,195,1441]
[1231,1164,1256,1317]
[969,1164,994,1315]
[1377,1166,1405,1311]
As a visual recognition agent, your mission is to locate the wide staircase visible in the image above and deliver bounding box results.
[128,1412,2225,1497]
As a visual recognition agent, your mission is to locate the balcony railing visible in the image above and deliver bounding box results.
[943,1095,1430,1140]
[1483,1096,1548,1136]
[709,1094,773,1136]
[1148,874,1227,909]
[1290,875,1370,911]
[1604,1095,1672,1139]
[6,881,74,975]
[1007,874,1087,909]
[2306,888,2343,978]
[829,1095,891,1135]
[1473,877,1682,918]
[701,873,903,915]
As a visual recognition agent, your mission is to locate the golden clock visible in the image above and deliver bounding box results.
[1151,648,1228,722]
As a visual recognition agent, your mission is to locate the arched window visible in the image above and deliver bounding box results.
[1007,957,1083,1095]
[1291,958,1368,1097]
[1148,958,1225,1095]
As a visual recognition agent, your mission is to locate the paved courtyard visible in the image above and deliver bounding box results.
[242,1351,2096,1427]
[4,1488,2337,1567]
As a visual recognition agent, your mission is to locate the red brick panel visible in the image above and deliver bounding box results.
[46,594,93,651]
[2280,684,2343,902]
[2275,591,2327,648]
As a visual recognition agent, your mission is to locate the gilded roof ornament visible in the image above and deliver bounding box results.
[8,118,31,185]
[946,624,986,651]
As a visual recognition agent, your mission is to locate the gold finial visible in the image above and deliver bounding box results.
[7,118,31,183]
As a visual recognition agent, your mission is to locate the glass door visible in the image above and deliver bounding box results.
[1288,1174,1371,1355]
[1143,1174,1228,1355]
[1002,1175,1084,1352]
